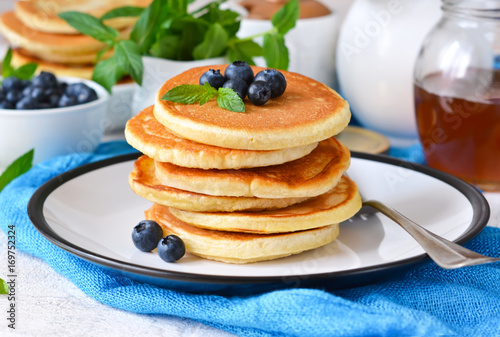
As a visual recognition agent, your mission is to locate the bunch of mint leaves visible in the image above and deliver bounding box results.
[2,48,38,82]
[59,0,299,92]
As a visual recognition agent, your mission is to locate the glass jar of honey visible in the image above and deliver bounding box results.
[414,0,500,191]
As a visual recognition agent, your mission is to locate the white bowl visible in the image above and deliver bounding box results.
[0,77,109,170]
[105,81,136,133]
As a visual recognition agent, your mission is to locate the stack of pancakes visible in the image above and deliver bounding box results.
[125,65,362,264]
[0,0,150,79]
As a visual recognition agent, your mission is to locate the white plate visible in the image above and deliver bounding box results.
[28,153,489,294]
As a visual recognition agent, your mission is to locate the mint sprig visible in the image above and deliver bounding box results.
[58,0,299,92]
[2,48,38,81]
[161,83,245,113]
[0,148,34,192]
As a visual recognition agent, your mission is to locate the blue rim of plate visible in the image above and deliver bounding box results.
[27,151,491,292]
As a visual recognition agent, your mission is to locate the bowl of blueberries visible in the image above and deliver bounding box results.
[0,71,109,169]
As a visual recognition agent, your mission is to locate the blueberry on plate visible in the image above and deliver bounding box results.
[32,71,58,88]
[222,78,248,99]
[132,220,164,252]
[254,69,287,98]
[224,61,254,85]
[199,69,226,89]
[248,80,271,106]
[157,235,185,262]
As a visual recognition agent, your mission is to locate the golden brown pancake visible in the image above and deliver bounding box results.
[125,106,318,169]
[129,155,310,212]
[14,0,150,35]
[169,175,361,233]
[0,11,130,62]
[153,65,351,150]
[154,137,351,198]
[146,203,340,264]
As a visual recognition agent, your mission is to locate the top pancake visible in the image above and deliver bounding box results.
[14,0,150,34]
[153,65,351,151]
[125,105,318,169]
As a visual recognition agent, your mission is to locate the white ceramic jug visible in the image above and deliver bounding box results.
[336,0,441,146]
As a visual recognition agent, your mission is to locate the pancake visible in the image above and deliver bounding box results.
[146,203,340,264]
[14,0,150,35]
[169,175,361,233]
[125,106,318,169]
[0,11,131,61]
[130,155,310,212]
[11,46,114,66]
[153,65,351,150]
[154,137,351,198]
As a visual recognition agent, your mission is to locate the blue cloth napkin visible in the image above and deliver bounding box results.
[1,140,499,337]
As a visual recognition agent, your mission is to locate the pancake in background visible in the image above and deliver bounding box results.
[169,175,361,233]
[154,137,351,198]
[153,65,351,150]
[125,106,318,169]
[14,0,150,34]
[146,203,340,264]
[129,155,310,212]
[0,11,131,61]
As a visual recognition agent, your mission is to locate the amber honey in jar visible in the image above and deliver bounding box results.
[414,0,500,191]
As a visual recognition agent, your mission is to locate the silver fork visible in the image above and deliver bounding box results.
[360,199,500,269]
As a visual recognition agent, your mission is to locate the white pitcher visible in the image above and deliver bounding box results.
[336,0,441,146]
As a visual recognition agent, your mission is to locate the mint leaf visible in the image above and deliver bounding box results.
[263,33,289,70]
[271,0,299,35]
[161,83,244,112]
[114,40,143,85]
[101,6,145,20]
[13,62,38,80]
[162,84,216,104]
[193,23,228,60]
[0,148,33,192]
[0,278,9,295]
[228,40,263,65]
[58,11,119,44]
[217,87,245,112]
[2,48,14,78]
[92,57,126,92]
[130,0,170,53]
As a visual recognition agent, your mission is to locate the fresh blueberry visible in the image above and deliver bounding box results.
[65,83,85,97]
[222,78,248,99]
[0,89,5,102]
[224,61,254,85]
[32,71,58,88]
[0,101,15,109]
[16,96,38,110]
[157,235,185,262]
[76,85,98,104]
[248,81,271,106]
[30,87,46,102]
[132,220,164,252]
[22,85,35,97]
[199,69,226,89]
[5,90,23,103]
[48,93,61,107]
[58,94,78,107]
[254,69,287,98]
[2,76,23,91]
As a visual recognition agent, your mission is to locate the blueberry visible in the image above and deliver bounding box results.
[157,235,185,262]
[22,85,35,97]
[224,61,254,85]
[254,69,287,98]
[65,83,86,97]
[30,87,46,102]
[0,101,15,109]
[222,78,248,99]
[5,90,23,103]
[248,81,271,106]
[76,85,98,104]
[132,220,164,252]
[16,96,38,110]
[2,76,23,91]
[48,93,61,106]
[0,89,5,102]
[32,71,58,88]
[199,69,226,89]
[58,94,78,107]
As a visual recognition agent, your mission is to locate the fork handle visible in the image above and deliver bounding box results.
[362,200,497,269]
